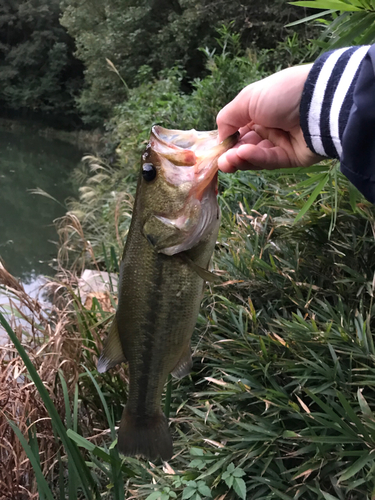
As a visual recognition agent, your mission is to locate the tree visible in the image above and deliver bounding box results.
[60,0,310,123]
[0,0,83,123]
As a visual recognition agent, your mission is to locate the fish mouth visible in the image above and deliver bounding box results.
[151,126,219,153]
[151,126,239,199]
[192,131,239,200]
[144,127,238,256]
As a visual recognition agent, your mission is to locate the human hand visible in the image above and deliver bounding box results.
[216,64,322,172]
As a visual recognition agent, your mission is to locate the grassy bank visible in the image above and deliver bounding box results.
[2,159,375,499]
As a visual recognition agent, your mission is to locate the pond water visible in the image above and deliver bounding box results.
[0,127,82,285]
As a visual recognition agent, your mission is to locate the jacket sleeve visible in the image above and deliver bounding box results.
[300,44,375,203]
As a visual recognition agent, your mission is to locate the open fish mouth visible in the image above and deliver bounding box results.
[151,126,220,153]
[151,125,239,198]
[151,126,238,164]
[140,126,239,256]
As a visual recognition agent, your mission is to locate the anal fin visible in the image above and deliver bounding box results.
[97,316,126,373]
[171,343,193,379]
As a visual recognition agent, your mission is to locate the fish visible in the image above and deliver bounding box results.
[97,126,238,461]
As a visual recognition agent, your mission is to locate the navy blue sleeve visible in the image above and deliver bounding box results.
[300,45,375,203]
[341,46,375,203]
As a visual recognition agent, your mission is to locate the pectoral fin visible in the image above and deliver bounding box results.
[180,253,221,283]
[171,343,193,379]
[97,317,126,373]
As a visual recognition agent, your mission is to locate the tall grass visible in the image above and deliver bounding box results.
[3,162,375,498]
[0,264,139,499]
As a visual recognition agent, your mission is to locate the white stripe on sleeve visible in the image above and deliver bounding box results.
[329,45,370,157]
[308,47,348,156]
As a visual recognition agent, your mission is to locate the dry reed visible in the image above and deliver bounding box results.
[0,263,93,499]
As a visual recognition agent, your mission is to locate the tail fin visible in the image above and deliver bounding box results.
[118,407,173,461]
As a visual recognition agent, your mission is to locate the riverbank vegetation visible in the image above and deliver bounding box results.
[0,0,310,127]
[2,0,375,499]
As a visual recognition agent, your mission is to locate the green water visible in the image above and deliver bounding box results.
[0,127,81,283]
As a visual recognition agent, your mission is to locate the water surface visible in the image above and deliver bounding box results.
[0,127,81,283]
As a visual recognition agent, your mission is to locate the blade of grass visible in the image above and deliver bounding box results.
[110,245,120,273]
[26,421,45,500]
[67,429,134,476]
[338,451,375,483]
[83,367,126,499]
[73,384,79,433]
[59,372,79,500]
[294,174,329,223]
[8,420,55,500]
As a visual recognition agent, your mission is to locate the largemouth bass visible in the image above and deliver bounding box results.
[97,126,237,461]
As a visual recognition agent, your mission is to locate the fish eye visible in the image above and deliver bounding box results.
[142,163,157,182]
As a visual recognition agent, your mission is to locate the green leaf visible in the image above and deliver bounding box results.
[233,477,247,500]
[232,468,246,478]
[290,0,363,11]
[58,371,72,429]
[294,173,329,223]
[269,487,293,500]
[285,9,336,26]
[197,482,212,497]
[224,475,234,488]
[336,391,370,439]
[321,492,340,500]
[266,164,328,176]
[8,420,55,500]
[182,487,197,500]
[226,462,235,473]
[73,384,79,433]
[329,12,375,48]
[146,493,163,500]
[190,447,205,456]
[189,459,206,470]
[67,429,134,476]
[110,245,120,273]
[27,421,40,470]
[338,451,375,482]
[197,457,227,479]
[357,389,372,416]
[67,429,95,452]
[360,21,375,44]
[83,367,116,439]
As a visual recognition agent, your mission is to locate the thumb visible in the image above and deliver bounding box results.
[216,86,255,142]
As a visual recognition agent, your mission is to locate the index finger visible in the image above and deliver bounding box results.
[216,85,254,142]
